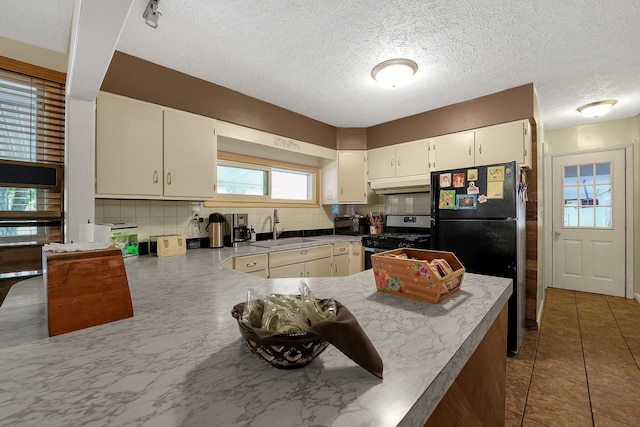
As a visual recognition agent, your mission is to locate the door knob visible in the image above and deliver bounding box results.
[554,231,561,237]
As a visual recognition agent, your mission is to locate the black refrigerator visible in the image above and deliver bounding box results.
[430,160,526,355]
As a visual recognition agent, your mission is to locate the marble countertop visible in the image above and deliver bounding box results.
[0,237,512,427]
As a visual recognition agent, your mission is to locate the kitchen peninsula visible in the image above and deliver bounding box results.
[0,238,511,426]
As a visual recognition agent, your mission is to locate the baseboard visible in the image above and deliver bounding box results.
[635,293,640,304]
[536,296,545,328]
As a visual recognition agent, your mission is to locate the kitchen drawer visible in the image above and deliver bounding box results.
[269,245,332,268]
[234,253,268,273]
[333,242,350,256]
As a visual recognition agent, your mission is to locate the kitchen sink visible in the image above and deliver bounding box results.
[251,238,317,248]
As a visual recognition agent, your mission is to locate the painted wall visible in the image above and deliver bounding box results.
[544,117,640,296]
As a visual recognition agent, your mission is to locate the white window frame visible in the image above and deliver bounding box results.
[209,152,319,207]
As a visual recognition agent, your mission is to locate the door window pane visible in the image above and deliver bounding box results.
[579,164,594,185]
[564,166,577,186]
[579,207,594,227]
[564,206,578,227]
[564,187,578,205]
[562,162,613,229]
[595,207,612,227]
[595,163,610,183]
[595,185,611,205]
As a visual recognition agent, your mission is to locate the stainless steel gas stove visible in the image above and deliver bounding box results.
[362,214,431,269]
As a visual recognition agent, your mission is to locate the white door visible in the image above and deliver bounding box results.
[552,150,626,296]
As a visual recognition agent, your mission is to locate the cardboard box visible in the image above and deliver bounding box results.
[150,234,186,257]
[371,249,465,303]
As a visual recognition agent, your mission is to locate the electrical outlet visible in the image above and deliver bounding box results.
[198,217,204,223]
[193,213,200,222]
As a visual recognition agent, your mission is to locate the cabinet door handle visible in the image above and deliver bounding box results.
[246,262,257,268]
[300,272,304,277]
[153,170,159,183]
[397,158,400,166]
[339,247,346,252]
[306,272,310,277]
[468,146,471,156]
[335,264,338,274]
[167,172,172,185]
[478,144,482,154]
[300,250,308,255]
[390,159,393,167]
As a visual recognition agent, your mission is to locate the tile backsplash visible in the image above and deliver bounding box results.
[360,192,431,216]
[95,192,431,241]
[95,200,335,242]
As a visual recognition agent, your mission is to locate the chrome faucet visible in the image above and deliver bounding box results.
[273,208,281,240]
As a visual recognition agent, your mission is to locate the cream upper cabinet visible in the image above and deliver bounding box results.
[96,93,164,197]
[429,120,532,171]
[163,109,217,199]
[334,151,374,204]
[368,139,429,180]
[429,131,475,172]
[96,93,218,199]
[367,146,395,180]
[395,139,429,177]
[474,120,531,168]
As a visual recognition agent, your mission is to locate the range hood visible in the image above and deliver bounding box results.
[368,175,430,194]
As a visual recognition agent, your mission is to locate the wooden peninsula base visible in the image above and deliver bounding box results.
[425,305,508,426]
[43,247,133,336]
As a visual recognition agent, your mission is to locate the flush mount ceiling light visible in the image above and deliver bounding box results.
[576,99,617,118]
[143,0,162,29]
[371,59,418,88]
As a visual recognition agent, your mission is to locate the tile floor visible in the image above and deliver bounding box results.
[506,288,640,426]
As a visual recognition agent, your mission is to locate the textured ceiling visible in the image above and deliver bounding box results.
[2,0,639,130]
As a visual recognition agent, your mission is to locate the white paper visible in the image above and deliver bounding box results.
[78,224,111,243]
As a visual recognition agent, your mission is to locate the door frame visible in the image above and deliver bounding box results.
[544,144,634,298]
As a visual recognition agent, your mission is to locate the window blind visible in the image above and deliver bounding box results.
[0,66,65,246]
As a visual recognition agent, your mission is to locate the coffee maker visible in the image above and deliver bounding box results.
[224,213,250,247]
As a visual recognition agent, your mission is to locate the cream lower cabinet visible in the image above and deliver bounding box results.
[332,242,351,276]
[234,253,268,278]
[269,245,332,278]
[349,241,363,275]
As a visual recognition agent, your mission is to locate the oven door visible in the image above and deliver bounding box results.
[363,246,387,270]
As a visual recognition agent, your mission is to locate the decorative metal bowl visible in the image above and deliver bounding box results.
[231,302,330,369]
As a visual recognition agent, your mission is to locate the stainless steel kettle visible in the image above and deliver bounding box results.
[206,213,225,248]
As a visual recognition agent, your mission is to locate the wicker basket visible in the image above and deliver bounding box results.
[371,249,465,304]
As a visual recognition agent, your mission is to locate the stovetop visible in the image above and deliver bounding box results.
[362,215,431,249]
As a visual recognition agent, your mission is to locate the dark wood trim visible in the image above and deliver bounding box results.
[425,305,507,426]
[0,55,66,84]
